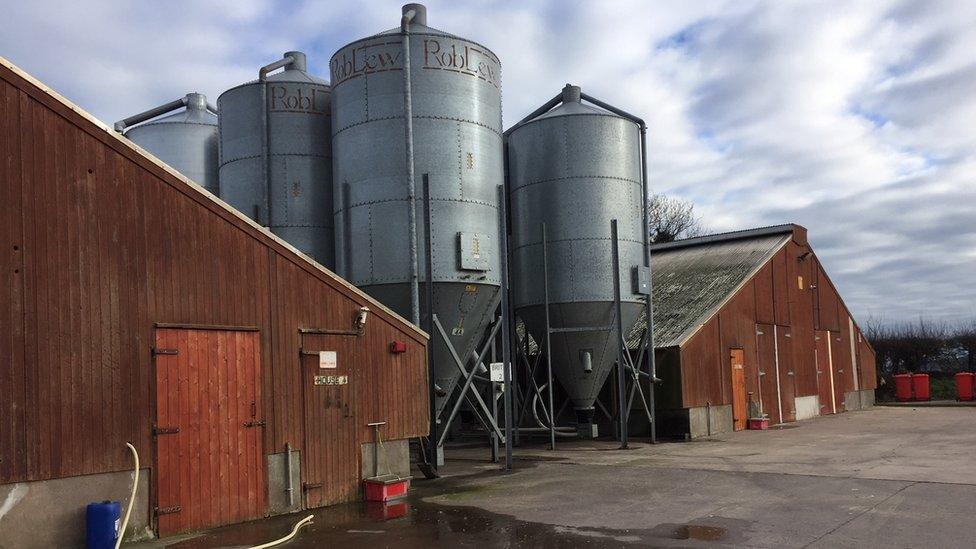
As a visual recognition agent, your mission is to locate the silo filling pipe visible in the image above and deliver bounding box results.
[258,53,298,228]
[402,5,421,325]
[113,94,218,133]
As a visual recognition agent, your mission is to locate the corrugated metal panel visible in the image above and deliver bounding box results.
[0,59,429,494]
[756,323,780,424]
[858,329,877,390]
[788,242,818,397]
[679,317,722,407]
[830,327,850,412]
[772,250,791,326]
[815,330,835,414]
[754,262,775,325]
[777,326,796,423]
[816,262,841,331]
[717,281,758,409]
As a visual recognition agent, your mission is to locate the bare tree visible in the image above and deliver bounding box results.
[950,320,976,372]
[866,317,950,374]
[647,193,704,243]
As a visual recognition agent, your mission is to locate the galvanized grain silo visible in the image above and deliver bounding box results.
[331,3,503,417]
[218,51,334,267]
[116,93,219,194]
[508,84,647,435]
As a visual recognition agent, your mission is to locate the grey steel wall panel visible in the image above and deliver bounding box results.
[218,61,334,267]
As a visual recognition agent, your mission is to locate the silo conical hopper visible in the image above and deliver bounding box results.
[116,93,219,194]
[508,85,645,436]
[330,4,504,418]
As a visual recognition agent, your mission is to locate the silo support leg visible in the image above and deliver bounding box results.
[433,315,505,446]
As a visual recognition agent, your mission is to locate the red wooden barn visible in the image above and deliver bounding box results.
[0,57,429,547]
[638,225,877,438]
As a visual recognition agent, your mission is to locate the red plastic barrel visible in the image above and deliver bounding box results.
[912,373,930,401]
[955,373,975,401]
[894,373,913,402]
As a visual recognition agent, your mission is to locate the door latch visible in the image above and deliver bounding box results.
[152,426,180,437]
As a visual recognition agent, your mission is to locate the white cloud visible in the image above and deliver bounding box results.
[1,0,973,324]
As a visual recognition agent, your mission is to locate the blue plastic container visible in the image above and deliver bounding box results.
[86,500,121,549]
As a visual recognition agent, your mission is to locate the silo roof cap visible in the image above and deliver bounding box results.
[531,85,619,122]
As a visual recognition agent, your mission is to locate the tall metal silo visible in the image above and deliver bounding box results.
[116,93,219,194]
[508,84,649,437]
[331,3,504,420]
[218,51,335,267]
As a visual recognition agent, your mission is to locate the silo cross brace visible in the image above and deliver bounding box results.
[431,312,506,447]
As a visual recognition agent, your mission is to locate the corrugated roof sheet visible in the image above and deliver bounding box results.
[627,231,792,349]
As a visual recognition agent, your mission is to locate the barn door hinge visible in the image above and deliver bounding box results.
[303,482,323,491]
[243,420,267,428]
[152,347,179,356]
[154,505,181,516]
[152,425,180,437]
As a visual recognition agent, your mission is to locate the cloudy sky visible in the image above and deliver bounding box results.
[1,0,974,325]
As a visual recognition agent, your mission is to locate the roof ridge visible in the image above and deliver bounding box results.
[652,223,798,252]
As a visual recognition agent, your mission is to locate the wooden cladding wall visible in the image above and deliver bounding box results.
[679,234,876,411]
[0,64,428,485]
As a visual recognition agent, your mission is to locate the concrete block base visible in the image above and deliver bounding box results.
[361,439,410,480]
[688,404,733,438]
[795,395,820,421]
[0,468,151,549]
[845,389,876,411]
[266,450,302,515]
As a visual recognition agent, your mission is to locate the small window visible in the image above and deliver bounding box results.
[797,275,804,290]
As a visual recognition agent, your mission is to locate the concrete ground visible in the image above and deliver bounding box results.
[133,406,976,548]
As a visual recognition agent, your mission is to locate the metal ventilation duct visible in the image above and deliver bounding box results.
[508,84,646,420]
[217,51,335,267]
[330,3,504,416]
[117,93,219,194]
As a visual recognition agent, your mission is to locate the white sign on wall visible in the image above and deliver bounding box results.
[319,350,337,369]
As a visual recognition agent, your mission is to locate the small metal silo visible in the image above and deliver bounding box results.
[507,84,648,435]
[116,93,219,194]
[218,51,334,267]
[330,4,504,420]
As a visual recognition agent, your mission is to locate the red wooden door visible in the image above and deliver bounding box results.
[815,331,835,414]
[730,349,747,431]
[756,324,780,424]
[300,333,360,508]
[154,328,266,536]
[777,327,796,423]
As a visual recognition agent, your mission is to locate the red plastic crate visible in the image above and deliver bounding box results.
[747,418,769,430]
[364,475,410,502]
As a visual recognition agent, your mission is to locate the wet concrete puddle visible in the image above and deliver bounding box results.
[150,462,739,548]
